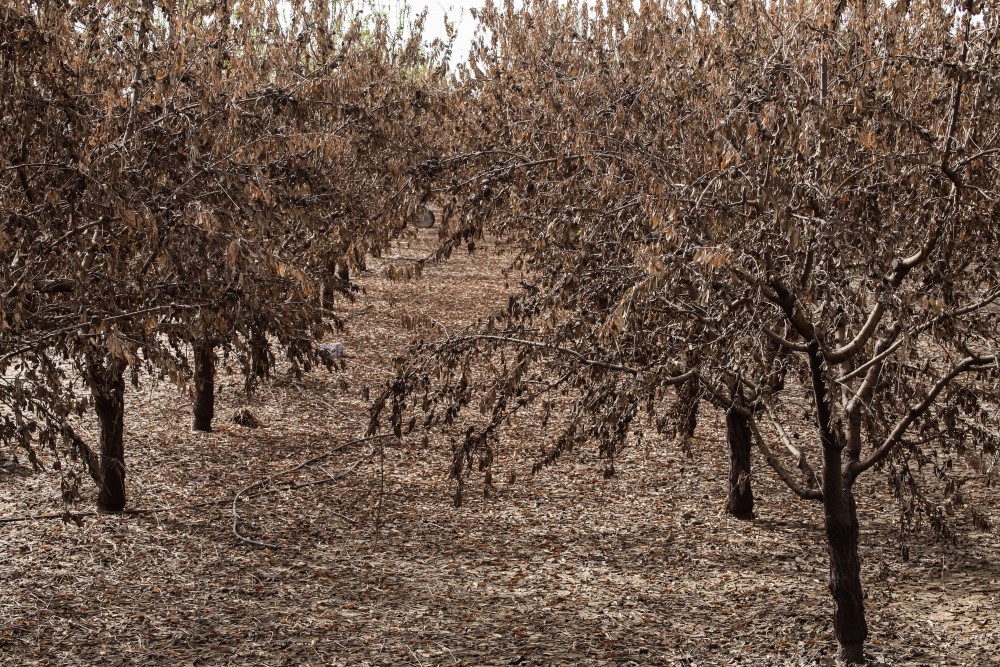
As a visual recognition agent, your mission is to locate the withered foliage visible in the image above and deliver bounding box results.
[372,0,999,661]
[1,0,448,506]
[2,0,998,661]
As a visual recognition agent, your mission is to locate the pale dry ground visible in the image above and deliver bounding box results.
[1,228,998,666]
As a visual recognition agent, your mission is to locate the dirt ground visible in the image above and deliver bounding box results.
[2,230,998,666]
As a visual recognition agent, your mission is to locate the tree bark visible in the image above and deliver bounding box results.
[675,376,699,454]
[193,340,216,432]
[725,406,754,519]
[91,360,127,512]
[807,339,868,662]
[823,452,868,663]
[249,326,271,381]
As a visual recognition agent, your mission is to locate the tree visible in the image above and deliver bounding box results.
[373,0,1000,661]
[1,0,449,508]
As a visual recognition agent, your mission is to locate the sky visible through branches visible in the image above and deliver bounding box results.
[367,0,492,58]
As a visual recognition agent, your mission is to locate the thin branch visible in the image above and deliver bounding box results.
[940,13,971,189]
[853,355,997,477]
[748,416,823,501]
[438,334,652,377]
[764,326,809,352]
[844,324,901,416]
[0,497,232,525]
[826,300,888,364]
[767,275,819,342]
[230,433,395,548]
[765,403,821,492]
[835,287,1000,384]
[692,372,752,416]
[45,216,115,252]
[765,403,802,459]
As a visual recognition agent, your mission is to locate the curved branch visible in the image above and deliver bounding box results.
[767,275,819,342]
[844,324,901,416]
[764,326,809,352]
[836,287,1000,385]
[826,301,887,364]
[748,416,823,501]
[939,13,971,189]
[693,372,753,416]
[765,403,821,491]
[852,355,997,477]
[435,334,655,377]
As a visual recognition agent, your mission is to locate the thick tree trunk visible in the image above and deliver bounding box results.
[807,338,869,663]
[193,340,216,432]
[823,453,868,662]
[91,361,127,512]
[725,407,754,519]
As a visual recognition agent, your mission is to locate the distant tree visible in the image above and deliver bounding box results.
[374,0,1000,662]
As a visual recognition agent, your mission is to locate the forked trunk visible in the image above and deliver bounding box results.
[193,340,216,432]
[91,360,127,512]
[725,407,754,519]
[823,450,868,663]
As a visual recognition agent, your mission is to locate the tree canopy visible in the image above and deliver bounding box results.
[371,0,1000,661]
[2,0,998,662]
[1,0,450,506]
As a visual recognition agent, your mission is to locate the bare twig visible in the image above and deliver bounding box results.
[230,433,396,549]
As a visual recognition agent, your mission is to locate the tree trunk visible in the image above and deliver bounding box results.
[823,453,868,662]
[91,360,127,512]
[675,376,699,454]
[193,340,216,432]
[725,406,754,519]
[765,336,788,392]
[249,326,271,381]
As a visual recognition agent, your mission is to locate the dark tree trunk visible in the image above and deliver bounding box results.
[193,340,216,432]
[249,326,271,381]
[806,338,869,663]
[675,376,699,454]
[725,407,754,519]
[823,453,868,663]
[765,336,788,392]
[91,360,127,512]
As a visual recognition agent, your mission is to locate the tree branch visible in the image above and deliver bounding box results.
[836,287,1000,384]
[764,325,809,352]
[767,275,819,342]
[765,403,821,491]
[436,334,663,377]
[826,301,888,364]
[844,324,901,418]
[852,355,997,477]
[748,416,822,501]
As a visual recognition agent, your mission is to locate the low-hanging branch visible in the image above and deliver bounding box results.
[427,333,686,378]
[854,354,999,477]
[748,415,823,502]
[0,434,396,534]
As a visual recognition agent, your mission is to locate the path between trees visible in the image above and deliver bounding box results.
[1,231,998,666]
